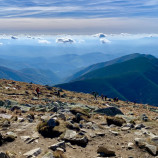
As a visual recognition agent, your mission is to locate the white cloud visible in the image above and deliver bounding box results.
[100,38,111,44]
[38,39,51,44]
[56,37,75,43]
[93,33,107,38]
[0,42,3,46]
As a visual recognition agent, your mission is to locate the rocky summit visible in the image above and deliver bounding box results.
[0,79,158,158]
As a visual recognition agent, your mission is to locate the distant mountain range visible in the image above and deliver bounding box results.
[56,53,158,106]
[0,52,116,84]
[0,66,59,85]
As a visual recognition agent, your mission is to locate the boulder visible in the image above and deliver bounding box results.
[63,130,88,146]
[150,136,158,145]
[95,106,123,116]
[49,141,65,151]
[42,152,54,158]
[145,144,157,156]
[141,114,148,122]
[135,124,145,130]
[134,138,146,148]
[23,148,41,157]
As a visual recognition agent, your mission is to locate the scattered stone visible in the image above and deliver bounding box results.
[6,132,17,138]
[20,136,31,142]
[63,130,88,146]
[134,138,146,148]
[145,144,157,156]
[32,132,39,139]
[150,135,158,145]
[2,120,10,127]
[141,114,148,122]
[135,124,145,130]
[128,142,134,150]
[23,148,41,157]
[110,130,119,136]
[49,141,66,151]
[42,152,54,158]
[121,127,131,131]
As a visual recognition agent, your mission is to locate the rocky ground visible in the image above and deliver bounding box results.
[0,79,158,158]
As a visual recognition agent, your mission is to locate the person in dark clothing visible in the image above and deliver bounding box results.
[36,87,40,98]
[104,95,107,101]
[57,90,61,98]
[101,94,104,100]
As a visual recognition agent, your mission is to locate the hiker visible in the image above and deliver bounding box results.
[94,92,98,100]
[35,87,40,98]
[113,97,118,102]
[101,94,104,100]
[104,95,107,101]
[57,90,61,98]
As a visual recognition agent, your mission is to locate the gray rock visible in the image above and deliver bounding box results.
[94,106,123,116]
[121,127,131,131]
[145,144,157,156]
[58,114,66,121]
[32,97,38,100]
[42,152,54,158]
[134,138,146,148]
[0,152,10,158]
[141,114,148,122]
[63,130,88,146]
[135,124,145,130]
[49,141,65,151]
[110,130,119,136]
[0,114,12,119]
[23,148,41,157]
[128,142,134,150]
[2,120,10,127]
[150,135,158,145]
[32,132,39,139]
[64,130,77,140]
[6,132,17,138]
[20,136,31,142]
[18,117,25,122]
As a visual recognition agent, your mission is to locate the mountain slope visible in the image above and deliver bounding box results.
[0,66,59,85]
[68,53,155,81]
[19,68,60,85]
[56,56,158,106]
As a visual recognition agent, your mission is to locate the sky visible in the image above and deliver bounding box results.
[0,0,158,34]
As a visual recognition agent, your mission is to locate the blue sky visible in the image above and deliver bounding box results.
[0,0,158,33]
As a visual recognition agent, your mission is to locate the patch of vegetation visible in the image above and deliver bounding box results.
[37,119,68,138]
[53,150,67,158]
[70,107,91,118]
[106,116,126,126]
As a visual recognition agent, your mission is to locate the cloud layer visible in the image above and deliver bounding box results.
[0,0,158,18]
[0,0,158,34]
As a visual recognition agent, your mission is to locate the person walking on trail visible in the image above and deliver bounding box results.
[101,94,104,100]
[94,92,98,100]
[57,90,61,98]
[36,87,40,98]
